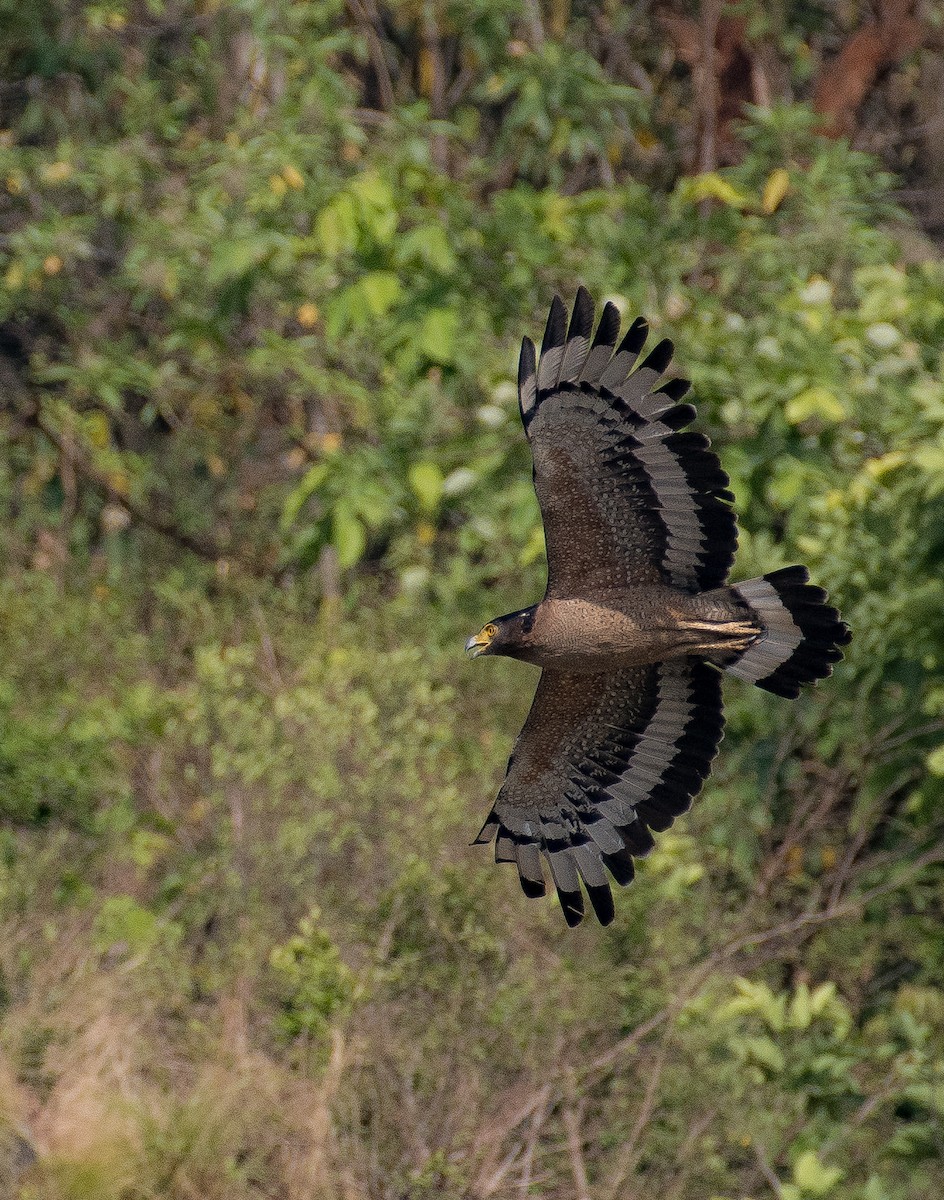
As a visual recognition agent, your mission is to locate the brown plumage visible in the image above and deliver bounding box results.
[467,289,851,928]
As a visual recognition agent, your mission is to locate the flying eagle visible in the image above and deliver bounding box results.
[466,289,850,928]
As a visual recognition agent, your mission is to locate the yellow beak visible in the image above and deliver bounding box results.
[465,630,492,657]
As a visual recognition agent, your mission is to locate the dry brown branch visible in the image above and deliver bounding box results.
[664,1108,719,1200]
[585,840,944,1082]
[603,1036,670,1199]
[469,1081,554,1197]
[346,0,395,110]
[562,1099,591,1200]
[812,0,925,138]
[28,402,273,577]
[518,1085,551,1197]
[752,1140,785,1197]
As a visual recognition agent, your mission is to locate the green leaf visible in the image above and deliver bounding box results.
[680,171,752,209]
[280,463,329,533]
[316,194,359,257]
[789,982,812,1029]
[742,1035,785,1073]
[332,504,366,569]
[361,270,403,317]
[418,308,459,364]
[785,386,848,425]
[207,238,264,285]
[927,745,944,776]
[408,462,444,511]
[793,1151,843,1196]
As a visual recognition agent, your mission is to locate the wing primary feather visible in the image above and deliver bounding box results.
[515,841,546,897]
[536,295,567,393]
[587,883,615,925]
[598,317,648,389]
[558,287,595,383]
[518,336,537,422]
[578,301,621,382]
[557,886,585,927]
[657,377,691,401]
[495,830,516,863]
[638,338,674,376]
[601,845,635,886]
[472,813,498,845]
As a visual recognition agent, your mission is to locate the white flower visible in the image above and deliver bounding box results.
[400,566,430,593]
[799,277,833,305]
[490,381,517,406]
[442,467,478,497]
[477,403,506,428]
[865,322,901,349]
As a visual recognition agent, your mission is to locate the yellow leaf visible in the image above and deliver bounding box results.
[296,302,319,327]
[269,173,287,197]
[86,412,111,449]
[106,470,129,497]
[42,161,73,184]
[685,172,751,209]
[43,254,62,276]
[282,164,304,190]
[6,172,22,195]
[4,262,24,289]
[761,167,790,214]
[864,450,907,479]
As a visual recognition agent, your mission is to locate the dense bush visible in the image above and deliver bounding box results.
[1,3,943,1198]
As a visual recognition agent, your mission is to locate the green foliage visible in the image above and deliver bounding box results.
[269,906,358,1044]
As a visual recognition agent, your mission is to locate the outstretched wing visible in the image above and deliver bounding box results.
[519,289,737,597]
[475,659,724,926]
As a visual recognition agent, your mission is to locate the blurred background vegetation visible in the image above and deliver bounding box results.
[1,1,944,1197]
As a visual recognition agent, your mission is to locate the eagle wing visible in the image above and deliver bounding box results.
[519,289,737,597]
[475,659,724,926]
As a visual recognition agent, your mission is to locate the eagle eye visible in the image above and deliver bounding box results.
[484,623,498,638]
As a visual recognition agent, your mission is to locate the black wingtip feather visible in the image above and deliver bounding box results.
[619,316,649,356]
[558,888,585,927]
[569,286,594,339]
[519,336,536,383]
[602,845,635,885]
[587,884,615,925]
[541,295,567,355]
[657,377,692,401]
[660,403,697,430]
[640,337,674,376]
[593,301,621,348]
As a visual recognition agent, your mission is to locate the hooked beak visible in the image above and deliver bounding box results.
[465,630,492,658]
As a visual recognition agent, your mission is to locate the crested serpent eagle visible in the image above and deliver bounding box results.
[466,289,850,928]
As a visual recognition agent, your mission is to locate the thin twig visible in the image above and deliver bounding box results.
[562,1100,590,1200]
[753,1141,784,1197]
[586,841,944,1081]
[29,402,271,576]
[604,1036,670,1199]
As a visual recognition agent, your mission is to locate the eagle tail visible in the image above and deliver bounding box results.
[723,567,851,699]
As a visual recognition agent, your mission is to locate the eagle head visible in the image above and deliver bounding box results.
[465,606,538,659]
